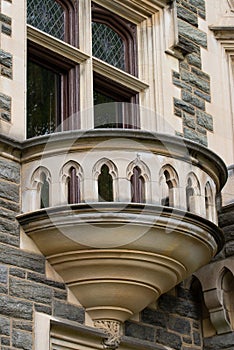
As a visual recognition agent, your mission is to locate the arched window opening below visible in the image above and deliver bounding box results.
[40,172,49,208]
[98,164,113,202]
[205,183,213,221]
[161,170,174,207]
[186,178,194,212]
[131,166,145,203]
[68,167,81,204]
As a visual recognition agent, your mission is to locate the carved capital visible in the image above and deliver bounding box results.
[94,320,122,349]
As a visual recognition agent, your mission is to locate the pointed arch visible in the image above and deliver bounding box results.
[93,158,118,202]
[31,166,51,209]
[186,172,201,213]
[61,161,83,204]
[127,157,150,203]
[159,165,179,207]
[205,181,214,221]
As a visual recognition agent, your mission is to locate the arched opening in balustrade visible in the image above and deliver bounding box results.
[205,182,213,221]
[186,173,201,214]
[61,161,83,204]
[130,166,145,203]
[98,164,114,202]
[31,166,51,209]
[159,165,179,207]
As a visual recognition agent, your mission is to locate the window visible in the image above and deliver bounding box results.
[186,178,194,212]
[27,0,145,137]
[27,0,77,44]
[92,2,137,75]
[98,164,113,202]
[31,167,51,209]
[130,166,145,203]
[93,73,139,129]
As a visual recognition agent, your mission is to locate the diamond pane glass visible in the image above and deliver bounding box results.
[92,22,125,70]
[27,0,65,41]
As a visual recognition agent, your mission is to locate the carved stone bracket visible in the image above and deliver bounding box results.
[94,320,122,349]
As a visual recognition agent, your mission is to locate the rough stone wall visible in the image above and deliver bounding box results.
[124,284,203,350]
[173,0,212,146]
[0,0,12,123]
[0,156,85,349]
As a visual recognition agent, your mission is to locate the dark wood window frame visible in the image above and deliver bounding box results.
[92,2,138,76]
[93,72,139,129]
[27,40,80,137]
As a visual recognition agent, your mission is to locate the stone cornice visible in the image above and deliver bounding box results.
[0,129,228,191]
[209,25,234,41]
[92,0,171,23]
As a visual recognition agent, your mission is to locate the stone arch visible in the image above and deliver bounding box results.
[93,158,118,201]
[31,166,51,209]
[186,172,201,214]
[60,161,83,204]
[159,165,179,207]
[205,181,214,221]
[127,157,151,203]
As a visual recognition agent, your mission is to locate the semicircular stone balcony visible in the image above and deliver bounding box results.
[18,129,227,330]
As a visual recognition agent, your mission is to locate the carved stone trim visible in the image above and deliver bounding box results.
[94,320,122,349]
[228,0,234,12]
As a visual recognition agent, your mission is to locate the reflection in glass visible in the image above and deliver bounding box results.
[27,60,60,138]
[92,22,125,70]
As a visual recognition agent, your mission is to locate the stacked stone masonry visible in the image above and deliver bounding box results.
[173,0,212,146]
[0,157,85,349]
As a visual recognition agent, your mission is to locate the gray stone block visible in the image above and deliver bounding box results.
[182,90,205,110]
[196,110,213,131]
[0,232,19,247]
[12,329,33,350]
[177,5,198,27]
[13,320,33,332]
[178,19,207,48]
[0,50,12,68]
[187,53,202,69]
[0,295,33,320]
[53,300,85,323]
[0,245,45,273]
[0,181,19,202]
[183,113,196,129]
[9,277,53,304]
[125,321,155,342]
[0,265,8,283]
[141,308,168,328]
[169,316,191,335]
[174,98,195,115]
[181,69,210,94]
[0,160,20,183]
[156,329,182,350]
[0,93,11,112]
[189,0,205,12]
[0,316,10,335]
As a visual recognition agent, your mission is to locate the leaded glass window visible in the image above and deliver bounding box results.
[68,167,81,204]
[27,0,65,41]
[92,22,125,70]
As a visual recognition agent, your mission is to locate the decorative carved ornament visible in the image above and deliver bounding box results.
[228,0,234,12]
[94,320,122,349]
